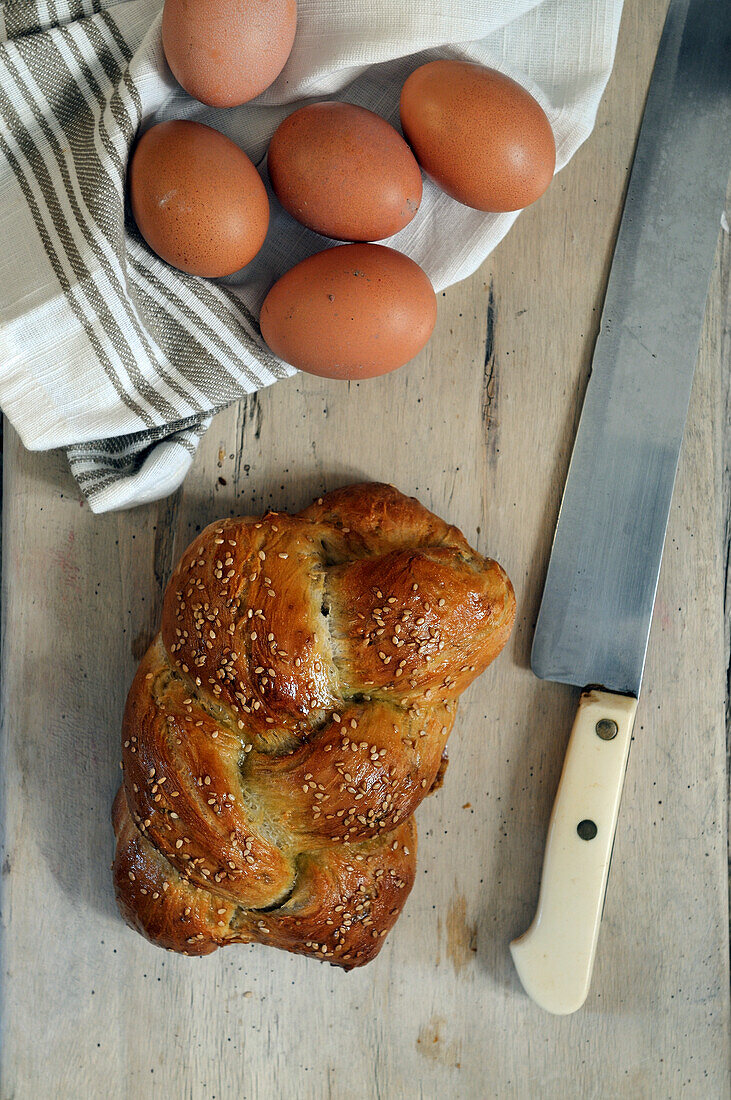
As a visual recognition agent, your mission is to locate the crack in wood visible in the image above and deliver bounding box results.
[481,276,500,467]
[233,392,264,490]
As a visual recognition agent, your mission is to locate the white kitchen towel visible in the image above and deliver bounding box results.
[0,0,624,513]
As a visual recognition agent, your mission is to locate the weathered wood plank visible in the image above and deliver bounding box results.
[1,1,729,1096]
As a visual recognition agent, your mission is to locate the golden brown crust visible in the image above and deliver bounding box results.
[113,483,515,968]
[113,786,416,964]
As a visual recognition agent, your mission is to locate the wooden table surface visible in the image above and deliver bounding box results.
[1,2,729,1097]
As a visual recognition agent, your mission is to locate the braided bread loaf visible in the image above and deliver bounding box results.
[113,483,515,967]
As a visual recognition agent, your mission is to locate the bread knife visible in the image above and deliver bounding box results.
[510,0,730,1015]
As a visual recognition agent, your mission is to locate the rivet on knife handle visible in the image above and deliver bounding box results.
[510,690,638,1015]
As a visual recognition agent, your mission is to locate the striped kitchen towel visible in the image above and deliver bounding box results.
[0,0,624,512]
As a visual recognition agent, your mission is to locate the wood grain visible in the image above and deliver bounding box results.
[1,1,729,1096]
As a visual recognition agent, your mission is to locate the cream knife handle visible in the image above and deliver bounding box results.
[510,689,638,1015]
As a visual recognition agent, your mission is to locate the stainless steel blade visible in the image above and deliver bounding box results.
[531,0,730,696]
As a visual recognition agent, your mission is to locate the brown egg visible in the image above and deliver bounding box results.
[260,244,436,379]
[267,103,423,241]
[400,60,555,212]
[129,120,269,278]
[162,0,297,108]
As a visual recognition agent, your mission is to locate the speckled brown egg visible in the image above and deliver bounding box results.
[267,103,423,241]
[129,120,269,278]
[259,243,436,379]
[162,0,297,108]
[400,60,555,212]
